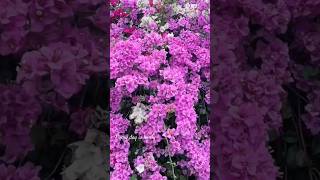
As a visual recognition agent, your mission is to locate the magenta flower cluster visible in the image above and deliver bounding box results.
[0,85,41,163]
[214,0,320,179]
[0,163,41,180]
[110,0,210,179]
[0,0,107,178]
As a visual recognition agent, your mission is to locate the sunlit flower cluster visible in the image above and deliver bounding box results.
[110,0,210,179]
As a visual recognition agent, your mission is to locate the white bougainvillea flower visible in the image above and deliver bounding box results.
[137,0,160,8]
[140,16,156,28]
[137,0,149,8]
[171,2,199,18]
[167,33,174,37]
[136,164,145,174]
[184,3,198,18]
[172,3,184,15]
[129,103,148,124]
[160,23,169,32]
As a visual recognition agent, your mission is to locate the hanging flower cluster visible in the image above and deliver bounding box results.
[110,0,210,179]
[0,0,107,179]
[214,0,320,179]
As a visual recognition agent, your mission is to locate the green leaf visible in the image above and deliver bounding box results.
[296,150,309,167]
[303,66,319,80]
[286,146,309,169]
[130,174,138,180]
[267,129,279,142]
[30,125,47,147]
[51,129,69,145]
[286,145,299,169]
[283,131,298,144]
[199,108,207,115]
[283,136,298,144]
[281,103,292,119]
[179,175,188,180]
[312,135,320,156]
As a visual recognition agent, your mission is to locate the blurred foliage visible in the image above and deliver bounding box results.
[21,74,109,180]
[270,85,320,180]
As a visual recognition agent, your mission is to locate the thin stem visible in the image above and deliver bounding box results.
[80,82,89,108]
[44,149,67,180]
[94,75,100,105]
[285,166,287,180]
[297,99,306,151]
[291,114,301,148]
[284,141,288,180]
[202,91,209,123]
[312,168,320,180]
[163,124,177,179]
[286,85,308,103]
[310,169,315,180]
[164,137,177,180]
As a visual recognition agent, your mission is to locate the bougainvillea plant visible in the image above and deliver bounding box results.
[0,0,108,179]
[213,0,320,180]
[110,0,210,179]
[1,0,320,180]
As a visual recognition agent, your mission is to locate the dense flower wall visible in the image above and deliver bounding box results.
[213,0,320,179]
[0,0,108,179]
[1,0,320,179]
[110,0,210,179]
